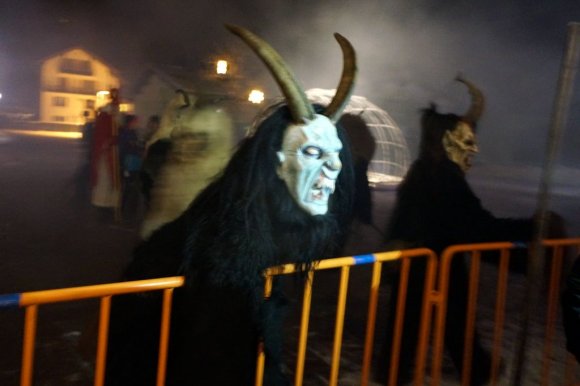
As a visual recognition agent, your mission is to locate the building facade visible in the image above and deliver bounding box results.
[39,48,121,127]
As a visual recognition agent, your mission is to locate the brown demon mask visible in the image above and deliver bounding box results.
[442,75,485,172]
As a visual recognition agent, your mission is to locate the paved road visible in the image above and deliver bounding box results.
[0,130,578,385]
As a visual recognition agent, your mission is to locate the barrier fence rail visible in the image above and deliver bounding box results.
[0,276,185,386]
[433,238,580,386]
[1,239,579,386]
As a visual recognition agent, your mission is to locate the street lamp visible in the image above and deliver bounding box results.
[216,60,228,75]
[248,89,264,104]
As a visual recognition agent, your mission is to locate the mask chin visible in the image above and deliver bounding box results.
[276,115,343,216]
[442,122,478,172]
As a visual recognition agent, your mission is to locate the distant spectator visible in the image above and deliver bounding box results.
[118,114,144,223]
[90,88,122,211]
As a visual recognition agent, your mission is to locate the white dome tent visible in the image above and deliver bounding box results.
[306,88,410,188]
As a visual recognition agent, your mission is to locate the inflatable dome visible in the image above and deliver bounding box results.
[306,88,410,187]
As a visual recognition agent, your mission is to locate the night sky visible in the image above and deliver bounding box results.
[1,0,579,165]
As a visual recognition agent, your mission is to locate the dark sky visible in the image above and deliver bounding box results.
[1,0,579,165]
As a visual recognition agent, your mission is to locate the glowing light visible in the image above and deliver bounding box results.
[96,90,110,99]
[248,89,264,104]
[216,60,228,75]
[5,129,82,139]
[0,93,3,100]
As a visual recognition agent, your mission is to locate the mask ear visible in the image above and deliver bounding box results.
[275,151,285,178]
[276,151,285,164]
[442,130,455,153]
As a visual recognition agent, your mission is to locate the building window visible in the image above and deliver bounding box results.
[83,80,95,94]
[60,58,92,75]
[52,96,67,107]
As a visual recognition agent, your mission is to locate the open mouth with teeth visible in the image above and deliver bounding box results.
[308,172,337,204]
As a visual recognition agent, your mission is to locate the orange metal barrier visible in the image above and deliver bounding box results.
[256,248,438,386]
[0,276,184,386]
[432,238,580,386]
[2,239,579,386]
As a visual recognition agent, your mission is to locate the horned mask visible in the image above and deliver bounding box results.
[442,75,485,172]
[227,25,357,215]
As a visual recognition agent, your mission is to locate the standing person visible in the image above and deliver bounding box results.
[118,114,144,224]
[90,89,122,219]
[376,75,539,385]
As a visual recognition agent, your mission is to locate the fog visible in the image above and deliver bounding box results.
[1,0,579,165]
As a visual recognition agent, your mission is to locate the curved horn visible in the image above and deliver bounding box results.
[225,24,315,123]
[455,73,485,127]
[324,33,357,122]
[175,89,191,108]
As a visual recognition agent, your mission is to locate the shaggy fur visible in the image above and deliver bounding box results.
[376,106,534,386]
[140,94,234,239]
[105,104,354,386]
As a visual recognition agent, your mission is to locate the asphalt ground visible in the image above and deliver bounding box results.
[1,130,579,385]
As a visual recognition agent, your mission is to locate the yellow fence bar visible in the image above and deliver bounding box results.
[360,261,382,386]
[261,248,437,386]
[157,288,176,386]
[5,276,185,386]
[329,266,351,386]
[94,296,111,386]
[295,270,314,386]
[19,276,184,306]
[432,238,580,386]
[20,305,38,386]
[5,238,580,386]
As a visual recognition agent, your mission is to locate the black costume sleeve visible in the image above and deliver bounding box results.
[437,161,534,245]
[387,159,534,254]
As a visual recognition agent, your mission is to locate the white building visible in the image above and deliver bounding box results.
[39,47,121,127]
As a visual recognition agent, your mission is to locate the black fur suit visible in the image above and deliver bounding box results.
[377,155,534,385]
[104,105,354,386]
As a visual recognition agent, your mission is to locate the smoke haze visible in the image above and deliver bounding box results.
[1,0,579,165]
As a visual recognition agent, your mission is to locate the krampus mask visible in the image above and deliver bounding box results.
[420,75,485,172]
[226,25,356,215]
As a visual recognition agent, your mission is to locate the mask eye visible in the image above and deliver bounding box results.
[302,146,323,159]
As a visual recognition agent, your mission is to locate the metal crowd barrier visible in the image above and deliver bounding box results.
[432,238,580,386]
[1,239,579,386]
[256,248,438,386]
[257,239,580,386]
[0,276,185,386]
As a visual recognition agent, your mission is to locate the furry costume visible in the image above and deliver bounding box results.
[105,25,356,386]
[376,76,534,386]
[140,91,234,239]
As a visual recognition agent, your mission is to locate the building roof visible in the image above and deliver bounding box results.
[40,46,121,78]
